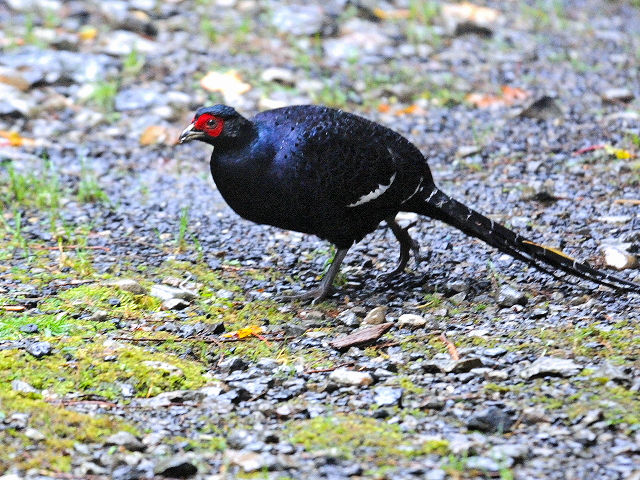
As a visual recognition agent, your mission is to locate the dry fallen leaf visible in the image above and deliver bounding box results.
[441,2,501,28]
[78,26,98,41]
[396,104,424,115]
[466,85,529,108]
[373,7,410,20]
[221,325,264,339]
[605,146,634,160]
[139,125,180,146]
[0,130,36,147]
[200,70,251,99]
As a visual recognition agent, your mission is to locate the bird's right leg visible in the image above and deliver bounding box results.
[278,248,349,304]
[379,217,421,279]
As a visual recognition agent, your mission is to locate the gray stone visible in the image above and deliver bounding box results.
[151,284,197,301]
[225,449,275,473]
[260,67,296,86]
[19,323,38,334]
[77,461,108,476]
[154,455,198,478]
[99,30,157,56]
[104,431,145,452]
[24,427,45,441]
[602,87,634,103]
[5,412,29,429]
[465,456,501,472]
[373,386,403,407]
[219,356,247,373]
[424,357,484,374]
[216,289,235,300]
[336,309,360,328]
[497,285,527,307]
[161,298,190,311]
[0,47,114,84]
[106,278,146,295]
[329,368,374,386]
[488,443,529,461]
[466,406,514,433]
[425,469,447,480]
[397,313,427,328]
[227,429,255,450]
[11,379,39,393]
[142,361,183,376]
[362,306,388,325]
[593,360,629,383]
[87,310,109,322]
[271,4,325,36]
[115,88,164,111]
[26,341,51,358]
[519,356,583,379]
[603,245,637,270]
[483,347,507,357]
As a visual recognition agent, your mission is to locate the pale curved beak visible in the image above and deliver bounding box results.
[179,123,205,143]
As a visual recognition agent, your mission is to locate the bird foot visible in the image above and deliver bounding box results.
[277,286,336,305]
[378,245,422,281]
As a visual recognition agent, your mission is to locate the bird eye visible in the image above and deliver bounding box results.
[206,119,217,127]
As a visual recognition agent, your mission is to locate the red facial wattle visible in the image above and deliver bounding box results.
[194,113,224,137]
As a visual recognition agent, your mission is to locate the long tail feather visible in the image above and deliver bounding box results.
[412,188,640,293]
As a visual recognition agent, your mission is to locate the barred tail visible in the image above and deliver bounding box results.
[413,187,640,293]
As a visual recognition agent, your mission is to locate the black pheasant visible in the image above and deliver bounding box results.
[179,104,640,302]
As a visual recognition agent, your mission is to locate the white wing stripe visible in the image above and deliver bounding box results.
[347,173,396,207]
[402,178,423,203]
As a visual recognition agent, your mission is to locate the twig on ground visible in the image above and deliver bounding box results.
[439,332,460,360]
[303,362,355,374]
[614,199,640,205]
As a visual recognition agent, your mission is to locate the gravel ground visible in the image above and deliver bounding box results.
[1,1,640,479]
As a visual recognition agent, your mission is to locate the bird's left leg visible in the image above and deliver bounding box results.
[379,216,421,279]
[278,248,349,304]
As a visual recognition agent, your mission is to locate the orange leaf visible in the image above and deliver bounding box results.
[200,70,251,97]
[501,85,529,102]
[221,325,264,339]
[377,103,391,113]
[139,125,179,146]
[373,7,410,19]
[465,92,502,108]
[2,305,25,312]
[0,130,35,147]
[78,26,98,41]
[396,104,423,115]
[466,86,529,108]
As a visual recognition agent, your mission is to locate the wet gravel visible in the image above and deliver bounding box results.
[1,1,640,479]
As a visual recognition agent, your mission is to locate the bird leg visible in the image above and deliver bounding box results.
[379,217,421,279]
[278,248,349,304]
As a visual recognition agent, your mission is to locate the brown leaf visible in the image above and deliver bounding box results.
[200,70,251,98]
[139,125,180,146]
[330,322,393,350]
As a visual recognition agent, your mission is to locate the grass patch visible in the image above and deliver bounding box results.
[0,338,209,400]
[0,390,136,475]
[287,414,449,465]
[40,283,160,320]
[0,312,103,340]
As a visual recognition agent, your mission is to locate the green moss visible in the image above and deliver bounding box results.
[0,390,136,474]
[0,312,106,340]
[507,321,640,362]
[397,376,425,395]
[0,338,209,400]
[287,414,448,465]
[43,284,160,320]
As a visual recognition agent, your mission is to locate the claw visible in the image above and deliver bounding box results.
[381,217,422,280]
[277,286,336,304]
